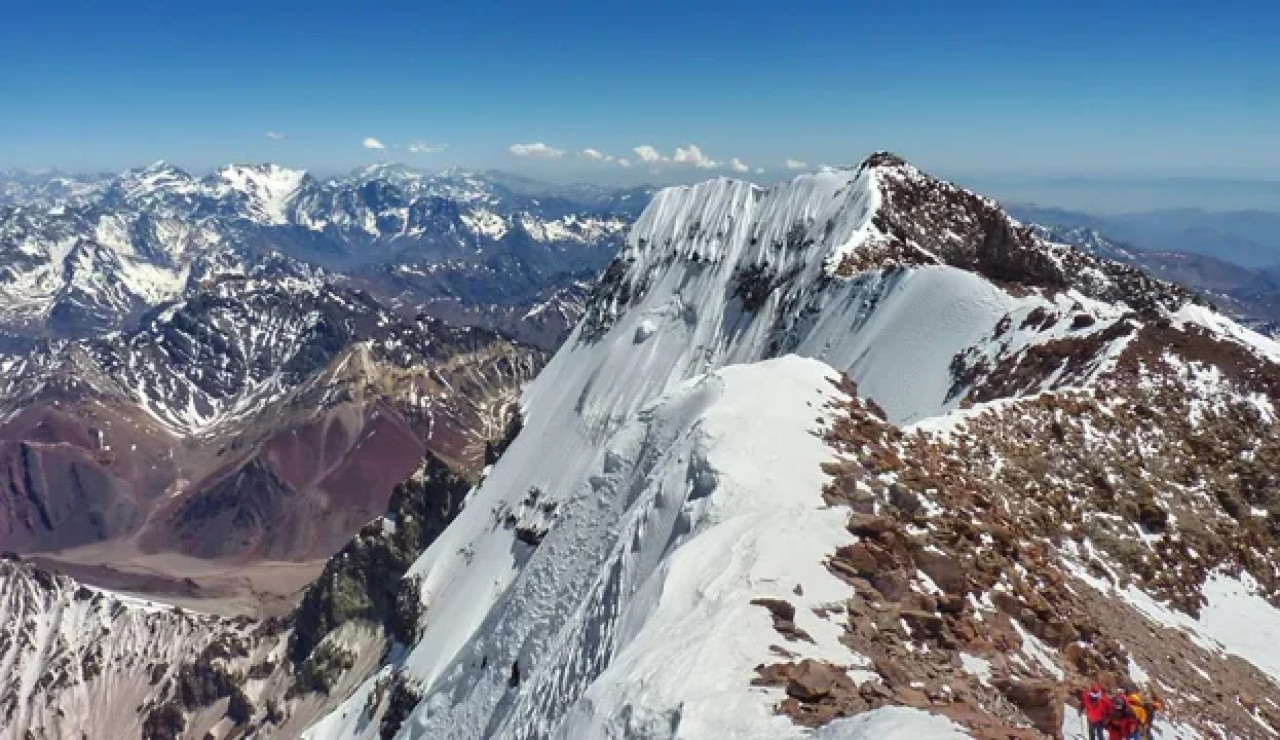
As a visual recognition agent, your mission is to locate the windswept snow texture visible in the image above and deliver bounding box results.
[308,357,878,739]
[582,168,1147,424]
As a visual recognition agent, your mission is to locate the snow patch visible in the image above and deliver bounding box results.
[813,706,970,739]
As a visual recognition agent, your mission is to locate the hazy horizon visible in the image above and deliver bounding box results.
[6,157,1279,214]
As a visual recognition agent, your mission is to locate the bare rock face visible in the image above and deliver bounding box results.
[752,598,814,643]
[786,659,856,701]
[993,678,1064,737]
[289,451,472,661]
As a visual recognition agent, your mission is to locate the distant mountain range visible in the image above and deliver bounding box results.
[0,162,651,349]
[1009,203,1280,269]
[1023,217,1280,336]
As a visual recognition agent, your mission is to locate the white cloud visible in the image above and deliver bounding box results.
[509,141,564,158]
[363,137,386,150]
[581,148,615,162]
[617,158,632,168]
[633,145,666,163]
[729,157,749,173]
[755,167,765,174]
[673,145,719,169]
[785,158,808,170]
[408,140,446,154]
[264,131,285,141]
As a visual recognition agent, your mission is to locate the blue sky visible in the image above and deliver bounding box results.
[1,0,1276,183]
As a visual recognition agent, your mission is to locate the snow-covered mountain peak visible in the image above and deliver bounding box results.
[109,160,202,210]
[131,159,193,183]
[210,163,310,224]
[295,152,1280,740]
[625,165,878,273]
[354,162,421,178]
[586,152,1196,347]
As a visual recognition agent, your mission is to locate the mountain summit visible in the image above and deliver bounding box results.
[295,153,1280,739]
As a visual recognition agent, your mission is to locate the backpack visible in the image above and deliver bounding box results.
[1129,698,1148,725]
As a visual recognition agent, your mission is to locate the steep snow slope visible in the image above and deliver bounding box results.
[307,357,967,739]
[578,165,1138,424]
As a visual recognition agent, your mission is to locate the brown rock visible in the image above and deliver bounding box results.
[751,598,796,622]
[900,609,947,641]
[937,593,967,615]
[913,593,939,613]
[1038,617,1077,648]
[835,542,891,575]
[873,657,913,689]
[859,680,892,701]
[785,659,856,702]
[846,513,898,539]
[870,570,913,602]
[951,616,979,643]
[888,483,924,517]
[916,548,971,595]
[990,590,1022,616]
[893,686,929,706]
[753,663,793,686]
[752,597,815,643]
[994,677,1065,737]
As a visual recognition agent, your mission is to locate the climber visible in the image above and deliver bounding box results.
[1106,688,1137,740]
[1077,682,1110,740]
[1144,694,1164,739]
[1126,691,1149,739]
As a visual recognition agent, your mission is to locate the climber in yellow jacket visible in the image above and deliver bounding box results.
[1127,691,1149,740]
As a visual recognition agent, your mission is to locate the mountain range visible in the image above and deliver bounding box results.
[0,162,649,350]
[1028,222,1280,337]
[0,152,1277,739]
[0,264,541,598]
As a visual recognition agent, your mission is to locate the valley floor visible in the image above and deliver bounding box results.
[28,542,325,617]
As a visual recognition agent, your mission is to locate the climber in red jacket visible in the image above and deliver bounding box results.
[1106,689,1138,740]
[1078,682,1110,740]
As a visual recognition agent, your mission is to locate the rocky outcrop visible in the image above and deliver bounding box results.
[289,452,472,663]
[805,359,1280,738]
[858,153,1200,318]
